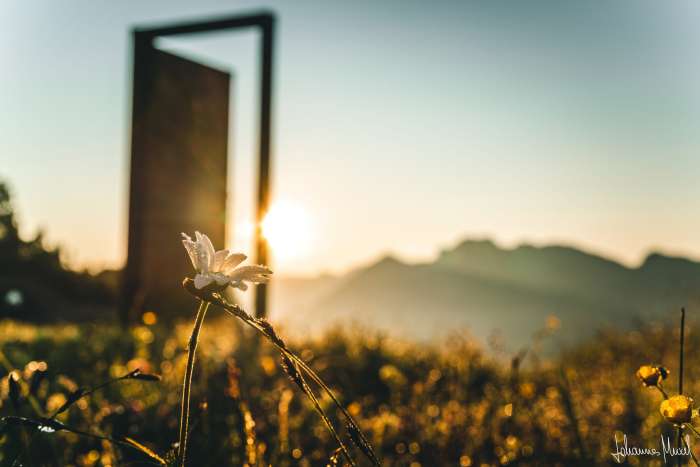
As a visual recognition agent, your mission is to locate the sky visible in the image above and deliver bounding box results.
[2,0,700,276]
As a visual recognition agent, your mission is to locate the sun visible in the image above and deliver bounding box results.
[261,200,313,261]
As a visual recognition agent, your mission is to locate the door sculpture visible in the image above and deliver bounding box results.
[122,14,274,324]
[123,39,230,322]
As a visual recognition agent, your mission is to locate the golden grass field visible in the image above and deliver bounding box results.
[0,313,696,466]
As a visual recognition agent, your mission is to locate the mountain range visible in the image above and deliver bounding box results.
[270,239,700,351]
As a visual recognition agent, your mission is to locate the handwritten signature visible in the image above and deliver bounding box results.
[611,433,690,464]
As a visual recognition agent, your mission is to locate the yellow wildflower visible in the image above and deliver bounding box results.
[660,395,693,425]
[636,365,668,387]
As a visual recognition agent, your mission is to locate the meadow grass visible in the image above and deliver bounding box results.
[1,315,699,466]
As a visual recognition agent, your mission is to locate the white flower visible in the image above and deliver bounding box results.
[181,231,272,290]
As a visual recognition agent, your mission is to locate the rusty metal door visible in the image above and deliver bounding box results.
[123,41,230,322]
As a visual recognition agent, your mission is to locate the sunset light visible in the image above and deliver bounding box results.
[261,200,313,261]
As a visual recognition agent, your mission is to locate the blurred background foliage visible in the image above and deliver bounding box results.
[0,314,691,466]
[0,182,115,322]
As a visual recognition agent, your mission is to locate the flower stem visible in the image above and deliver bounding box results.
[218,295,376,465]
[679,308,686,466]
[680,308,686,395]
[182,279,382,466]
[177,299,209,467]
[687,424,700,439]
[683,432,700,466]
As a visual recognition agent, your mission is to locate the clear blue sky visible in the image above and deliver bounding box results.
[3,0,700,275]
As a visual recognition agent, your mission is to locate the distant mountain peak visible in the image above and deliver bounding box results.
[641,251,670,265]
[639,251,700,273]
[442,237,630,267]
[450,238,500,252]
[275,236,700,349]
[372,254,406,268]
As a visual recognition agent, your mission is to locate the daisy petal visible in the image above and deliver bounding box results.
[194,273,214,290]
[213,273,230,286]
[201,233,216,270]
[180,231,272,293]
[228,265,273,283]
[181,235,199,270]
[193,232,212,273]
[221,253,247,274]
[212,249,229,272]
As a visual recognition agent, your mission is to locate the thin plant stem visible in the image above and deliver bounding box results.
[231,310,357,465]
[184,282,381,466]
[559,368,588,463]
[51,368,153,418]
[678,308,687,467]
[8,369,160,467]
[686,424,700,440]
[0,349,44,415]
[683,431,700,466]
[680,308,686,394]
[657,385,669,400]
[177,299,210,467]
[293,360,357,467]
[276,335,378,463]
[2,415,166,465]
[223,299,372,461]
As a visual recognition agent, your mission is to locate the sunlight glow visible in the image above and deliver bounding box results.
[262,201,313,262]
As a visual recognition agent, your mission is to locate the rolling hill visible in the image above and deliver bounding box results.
[270,239,700,351]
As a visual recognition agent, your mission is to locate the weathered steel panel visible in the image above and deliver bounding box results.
[124,43,230,321]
